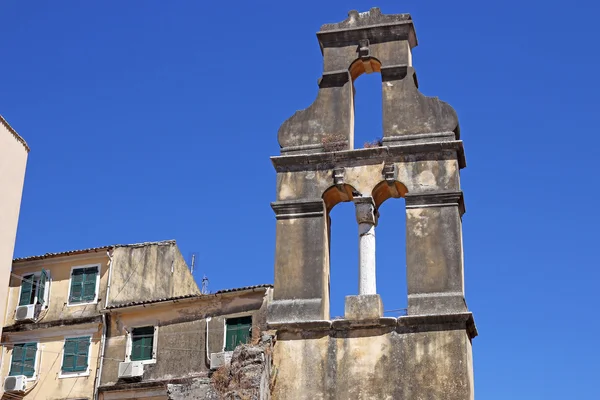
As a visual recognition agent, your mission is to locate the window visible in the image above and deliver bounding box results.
[130,327,155,362]
[61,337,90,375]
[68,265,99,305]
[9,343,37,378]
[225,316,252,351]
[18,270,49,308]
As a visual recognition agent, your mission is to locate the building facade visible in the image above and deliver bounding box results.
[0,116,29,349]
[97,285,271,400]
[1,241,200,399]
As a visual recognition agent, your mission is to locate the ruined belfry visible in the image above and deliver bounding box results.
[267,8,477,400]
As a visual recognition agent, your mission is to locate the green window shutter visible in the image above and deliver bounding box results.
[225,317,252,351]
[69,269,84,303]
[37,270,48,305]
[62,337,90,373]
[82,267,98,301]
[10,343,37,377]
[131,327,154,361]
[9,344,24,376]
[19,275,34,306]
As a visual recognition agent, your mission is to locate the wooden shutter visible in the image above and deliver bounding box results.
[225,317,252,351]
[37,270,48,305]
[10,343,36,377]
[69,269,84,303]
[19,275,34,306]
[63,337,90,373]
[82,267,98,302]
[131,327,154,361]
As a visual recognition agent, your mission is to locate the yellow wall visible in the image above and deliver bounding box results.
[0,322,101,400]
[0,117,29,349]
[6,252,109,326]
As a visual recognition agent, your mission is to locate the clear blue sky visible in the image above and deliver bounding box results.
[2,1,598,398]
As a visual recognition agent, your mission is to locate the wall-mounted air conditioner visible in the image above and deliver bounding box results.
[118,361,144,378]
[210,351,233,370]
[15,304,36,321]
[4,375,27,392]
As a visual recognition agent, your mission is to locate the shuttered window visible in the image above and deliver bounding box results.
[131,327,154,361]
[37,269,48,306]
[62,337,90,373]
[18,275,36,306]
[69,267,98,304]
[225,317,252,351]
[9,343,37,377]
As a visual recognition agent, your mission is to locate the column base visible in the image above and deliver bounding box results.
[407,293,467,315]
[267,298,326,323]
[344,294,383,320]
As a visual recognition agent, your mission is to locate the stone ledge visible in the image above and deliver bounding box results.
[273,140,466,172]
[267,312,477,338]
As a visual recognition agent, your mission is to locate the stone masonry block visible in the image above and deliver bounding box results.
[344,294,383,320]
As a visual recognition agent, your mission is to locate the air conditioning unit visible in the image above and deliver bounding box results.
[210,351,233,370]
[15,305,36,321]
[4,375,27,392]
[118,361,144,378]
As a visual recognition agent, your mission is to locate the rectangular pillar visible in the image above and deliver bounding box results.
[268,199,330,323]
[405,191,467,315]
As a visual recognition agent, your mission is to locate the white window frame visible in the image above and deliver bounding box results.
[16,271,51,310]
[58,335,92,379]
[8,342,41,382]
[67,264,101,307]
[124,325,158,365]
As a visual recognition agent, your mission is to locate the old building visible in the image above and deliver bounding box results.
[1,240,199,399]
[97,285,271,400]
[267,8,477,400]
[0,116,29,347]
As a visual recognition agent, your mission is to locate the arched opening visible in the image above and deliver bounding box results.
[372,180,409,316]
[323,184,357,319]
[350,58,383,150]
[375,197,408,316]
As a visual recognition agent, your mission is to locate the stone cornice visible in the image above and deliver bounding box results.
[268,312,477,339]
[271,199,325,220]
[0,115,30,152]
[272,140,465,172]
[405,191,465,216]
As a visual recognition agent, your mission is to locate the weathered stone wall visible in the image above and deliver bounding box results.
[108,241,200,307]
[271,316,475,400]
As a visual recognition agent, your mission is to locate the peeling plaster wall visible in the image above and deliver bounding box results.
[107,243,200,307]
[100,290,270,387]
[272,328,473,400]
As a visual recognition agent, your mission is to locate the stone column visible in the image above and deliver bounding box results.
[354,197,378,295]
[404,191,467,315]
[344,197,383,320]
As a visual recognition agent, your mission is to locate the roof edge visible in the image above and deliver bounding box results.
[13,239,178,263]
[0,115,30,153]
[105,284,273,310]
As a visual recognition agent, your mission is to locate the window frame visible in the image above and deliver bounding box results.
[223,315,253,352]
[8,342,40,381]
[125,325,158,365]
[59,335,92,379]
[16,270,51,309]
[67,264,101,307]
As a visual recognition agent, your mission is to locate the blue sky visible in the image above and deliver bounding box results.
[2,1,599,398]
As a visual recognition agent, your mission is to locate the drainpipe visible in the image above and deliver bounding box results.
[205,317,211,367]
[94,312,107,400]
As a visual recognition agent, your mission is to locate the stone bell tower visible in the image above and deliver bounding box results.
[267,8,477,400]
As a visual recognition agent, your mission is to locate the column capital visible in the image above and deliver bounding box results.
[271,199,325,220]
[353,196,378,225]
[405,191,465,216]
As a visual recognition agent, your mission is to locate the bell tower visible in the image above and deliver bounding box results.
[268,8,477,400]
